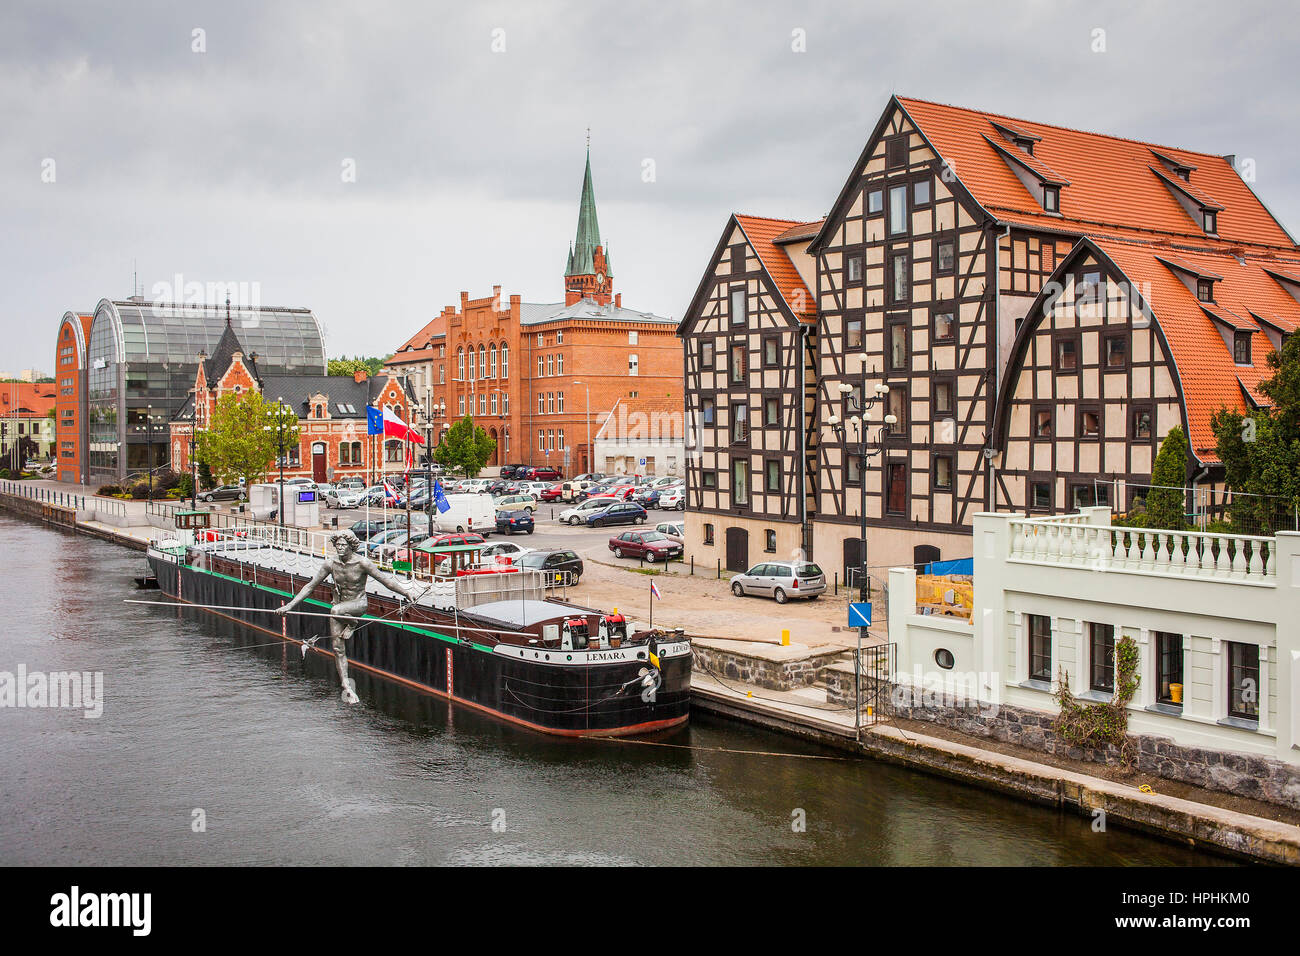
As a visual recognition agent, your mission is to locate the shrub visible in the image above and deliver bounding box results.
[130,483,151,500]
[96,484,121,496]
[176,473,194,498]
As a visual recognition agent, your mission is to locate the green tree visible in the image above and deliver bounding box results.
[328,355,387,377]
[434,414,496,478]
[197,459,215,491]
[196,391,300,490]
[1144,425,1189,530]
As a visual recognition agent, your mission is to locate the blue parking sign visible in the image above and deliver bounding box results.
[848,602,872,628]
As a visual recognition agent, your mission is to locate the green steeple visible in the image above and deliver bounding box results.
[565,147,602,277]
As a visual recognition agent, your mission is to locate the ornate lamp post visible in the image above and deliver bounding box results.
[572,380,592,475]
[131,404,159,499]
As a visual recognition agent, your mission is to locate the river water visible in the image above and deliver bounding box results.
[0,514,1228,866]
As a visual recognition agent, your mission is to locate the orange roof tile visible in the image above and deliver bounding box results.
[1091,237,1300,462]
[897,97,1296,250]
[733,214,817,319]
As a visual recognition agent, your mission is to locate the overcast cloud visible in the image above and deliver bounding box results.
[1,0,1296,372]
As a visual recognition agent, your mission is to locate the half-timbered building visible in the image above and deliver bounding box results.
[681,94,1299,583]
[678,215,818,572]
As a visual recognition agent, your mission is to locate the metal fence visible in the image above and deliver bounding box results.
[1096,479,1298,537]
[0,480,86,511]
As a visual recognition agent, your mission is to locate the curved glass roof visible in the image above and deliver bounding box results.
[89,298,327,373]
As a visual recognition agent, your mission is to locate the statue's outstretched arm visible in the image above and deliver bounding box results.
[278,564,329,614]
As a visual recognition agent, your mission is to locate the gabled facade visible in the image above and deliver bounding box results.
[678,214,818,571]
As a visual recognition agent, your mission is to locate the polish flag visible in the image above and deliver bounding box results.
[383,406,424,443]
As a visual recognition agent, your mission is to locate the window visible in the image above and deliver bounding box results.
[1104,335,1128,368]
[546,392,554,414]
[764,396,780,426]
[1027,615,1052,682]
[867,189,883,215]
[1132,406,1153,441]
[1233,331,1251,365]
[730,403,749,443]
[1072,483,1110,509]
[765,459,780,493]
[628,354,639,376]
[538,393,545,415]
[847,256,863,282]
[1034,406,1053,439]
[1089,623,1115,693]
[500,345,508,378]
[703,522,714,544]
[1043,186,1060,213]
[732,460,749,506]
[547,355,553,376]
[701,397,715,425]
[1075,271,1103,320]
[764,529,777,553]
[886,387,906,434]
[1227,642,1259,720]
[885,135,907,169]
[557,392,564,413]
[538,355,545,376]
[558,428,564,449]
[479,345,486,379]
[1203,210,1217,234]
[1056,338,1078,371]
[457,348,465,380]
[934,380,954,416]
[1079,407,1100,439]
[730,344,747,384]
[933,310,954,341]
[730,287,747,326]
[556,353,564,375]
[1197,278,1213,302]
[702,471,717,489]
[536,333,544,346]
[458,396,465,415]
[763,336,779,367]
[846,453,861,484]
[479,393,487,415]
[888,185,908,236]
[502,393,508,416]
[547,430,555,450]
[890,252,909,303]
[913,177,930,205]
[490,393,498,415]
[888,320,908,371]
[701,340,714,367]
[384,441,401,463]
[1154,632,1184,706]
[934,455,953,490]
[1031,480,1051,511]
[845,313,863,349]
[538,430,545,451]
[439,364,445,384]
[556,331,564,345]
[886,463,907,515]
[927,232,952,275]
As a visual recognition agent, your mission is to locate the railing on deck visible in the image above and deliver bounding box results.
[1009,517,1276,582]
[0,479,86,511]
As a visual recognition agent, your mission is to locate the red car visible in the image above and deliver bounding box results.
[528,466,563,481]
[608,530,683,562]
[538,482,564,502]
[423,532,484,559]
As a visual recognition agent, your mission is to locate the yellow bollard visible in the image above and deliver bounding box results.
[781,629,790,646]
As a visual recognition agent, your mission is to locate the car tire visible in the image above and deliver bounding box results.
[568,516,580,525]
[635,516,646,525]
[613,548,624,559]
[808,593,820,601]
[647,553,658,562]
[456,525,464,533]
[676,501,685,511]
[527,528,534,534]
[774,588,788,604]
[203,494,213,502]
[732,582,745,598]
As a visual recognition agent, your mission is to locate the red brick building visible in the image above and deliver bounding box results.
[54,311,93,483]
[170,315,417,484]
[385,149,682,474]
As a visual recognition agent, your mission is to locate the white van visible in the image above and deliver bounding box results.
[433,493,496,535]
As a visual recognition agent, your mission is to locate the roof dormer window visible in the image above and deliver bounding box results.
[1196,278,1214,302]
[1043,186,1060,214]
[1233,331,1251,365]
[1203,210,1218,234]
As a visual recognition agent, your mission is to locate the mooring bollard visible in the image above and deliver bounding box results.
[690,556,694,576]
[717,558,721,579]
[834,572,838,595]
[781,629,790,647]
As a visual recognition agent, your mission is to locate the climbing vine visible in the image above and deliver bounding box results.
[1053,634,1141,768]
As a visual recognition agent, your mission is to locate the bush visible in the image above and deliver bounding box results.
[130,483,151,500]
[156,469,180,492]
[176,473,194,498]
[0,468,9,480]
[96,484,121,496]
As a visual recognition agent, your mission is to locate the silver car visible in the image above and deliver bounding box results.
[730,561,826,604]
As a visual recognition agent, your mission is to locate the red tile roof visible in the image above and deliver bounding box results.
[1092,237,1300,462]
[897,96,1295,250]
[0,382,57,417]
[733,214,817,320]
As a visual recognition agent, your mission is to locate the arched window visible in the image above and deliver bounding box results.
[489,344,497,378]
[314,404,323,418]
[457,347,465,380]
[500,344,509,378]
[478,345,486,380]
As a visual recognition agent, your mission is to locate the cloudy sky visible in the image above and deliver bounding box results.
[2,0,1295,373]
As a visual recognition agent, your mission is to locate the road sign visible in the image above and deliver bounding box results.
[639,457,646,466]
[848,602,872,628]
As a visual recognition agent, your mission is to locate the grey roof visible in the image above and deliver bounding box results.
[203,319,262,384]
[467,598,590,627]
[260,374,381,419]
[518,298,673,326]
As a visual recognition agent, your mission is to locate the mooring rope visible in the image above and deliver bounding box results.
[586,736,854,761]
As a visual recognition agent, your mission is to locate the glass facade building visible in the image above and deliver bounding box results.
[86,298,326,483]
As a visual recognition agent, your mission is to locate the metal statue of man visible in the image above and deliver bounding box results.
[276,529,417,703]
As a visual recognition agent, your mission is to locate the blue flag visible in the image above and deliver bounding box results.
[366,405,384,436]
[433,479,450,514]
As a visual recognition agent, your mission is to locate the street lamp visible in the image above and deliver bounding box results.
[131,404,159,499]
[262,396,291,529]
[572,380,592,476]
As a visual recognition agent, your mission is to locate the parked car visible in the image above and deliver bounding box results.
[558,496,617,525]
[648,476,680,489]
[632,488,662,509]
[493,493,538,513]
[486,479,511,496]
[351,514,408,540]
[538,483,564,502]
[570,473,606,483]
[326,486,367,509]
[418,532,486,564]
[495,509,536,535]
[608,530,682,562]
[499,464,528,479]
[656,521,685,539]
[730,561,827,604]
[378,531,432,561]
[526,466,563,482]
[480,541,532,561]
[200,485,246,502]
[363,528,409,557]
[658,487,686,511]
[338,477,365,491]
[585,501,648,528]
[518,549,583,585]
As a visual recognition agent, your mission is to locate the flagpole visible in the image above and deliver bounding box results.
[649,580,653,630]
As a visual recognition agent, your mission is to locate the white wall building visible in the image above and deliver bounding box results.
[592,396,685,478]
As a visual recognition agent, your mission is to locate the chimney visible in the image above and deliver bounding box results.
[615,293,622,308]
[353,368,369,383]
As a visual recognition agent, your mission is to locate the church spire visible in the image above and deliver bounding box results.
[564,140,614,305]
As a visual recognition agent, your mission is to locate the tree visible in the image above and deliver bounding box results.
[196,391,300,490]
[1211,333,1300,533]
[434,414,496,478]
[197,460,215,491]
[328,355,386,377]
[1143,425,1189,530]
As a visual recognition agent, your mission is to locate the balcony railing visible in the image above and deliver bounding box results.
[1009,517,1276,583]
